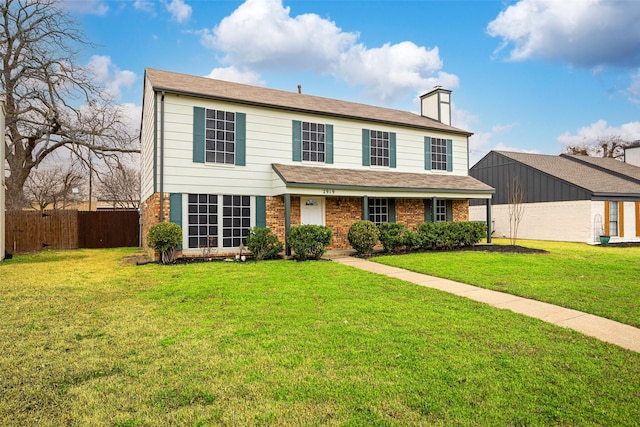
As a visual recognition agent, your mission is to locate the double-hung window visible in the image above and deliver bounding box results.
[609,201,619,236]
[302,122,325,162]
[425,137,452,172]
[435,200,447,222]
[205,109,235,164]
[187,194,251,248]
[370,130,390,167]
[369,198,388,225]
[222,195,251,247]
[187,194,218,249]
[431,138,447,171]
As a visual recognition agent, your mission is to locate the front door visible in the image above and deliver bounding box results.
[300,197,325,226]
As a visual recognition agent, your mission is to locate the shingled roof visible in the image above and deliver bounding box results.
[561,154,640,184]
[494,151,640,196]
[145,68,472,136]
[272,163,494,194]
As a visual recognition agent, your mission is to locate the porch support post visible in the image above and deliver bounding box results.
[432,197,437,222]
[486,198,492,244]
[284,193,291,256]
[362,195,369,220]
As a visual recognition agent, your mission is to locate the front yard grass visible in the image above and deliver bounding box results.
[373,239,640,328]
[1,248,639,426]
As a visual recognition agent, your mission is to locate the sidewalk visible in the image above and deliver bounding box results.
[331,256,640,353]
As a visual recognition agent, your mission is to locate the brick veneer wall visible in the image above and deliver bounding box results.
[140,192,170,248]
[453,200,469,222]
[266,196,301,246]
[396,199,425,229]
[326,197,362,249]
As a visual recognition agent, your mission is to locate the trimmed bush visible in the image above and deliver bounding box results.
[287,225,333,261]
[348,220,380,256]
[416,221,486,250]
[246,227,283,260]
[147,222,182,264]
[378,222,407,253]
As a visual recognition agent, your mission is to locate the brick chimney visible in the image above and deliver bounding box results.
[420,86,451,126]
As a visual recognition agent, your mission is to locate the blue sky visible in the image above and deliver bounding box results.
[65,0,640,164]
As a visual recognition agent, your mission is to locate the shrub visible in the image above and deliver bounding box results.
[147,222,182,264]
[246,227,283,260]
[348,220,380,256]
[416,221,486,250]
[378,222,407,253]
[287,225,333,261]
[403,228,423,251]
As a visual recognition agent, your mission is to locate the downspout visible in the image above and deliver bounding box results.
[159,91,165,222]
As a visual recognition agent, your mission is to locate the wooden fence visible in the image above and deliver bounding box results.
[5,210,140,254]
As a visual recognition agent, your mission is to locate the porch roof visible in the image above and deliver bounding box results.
[272,163,494,197]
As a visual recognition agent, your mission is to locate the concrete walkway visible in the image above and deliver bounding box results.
[331,256,640,353]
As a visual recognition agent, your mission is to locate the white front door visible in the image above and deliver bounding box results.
[300,197,325,226]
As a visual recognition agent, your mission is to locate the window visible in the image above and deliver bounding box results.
[187,194,218,249]
[205,109,235,164]
[222,195,251,247]
[609,201,619,236]
[369,198,388,225]
[370,130,390,167]
[302,122,325,162]
[435,200,447,222]
[431,138,447,171]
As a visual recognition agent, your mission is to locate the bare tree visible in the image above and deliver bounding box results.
[564,135,630,159]
[1,0,139,210]
[507,176,525,246]
[94,164,140,209]
[24,164,84,210]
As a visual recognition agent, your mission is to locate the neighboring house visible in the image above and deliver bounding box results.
[1,102,5,261]
[625,141,640,167]
[140,69,494,255]
[469,151,640,243]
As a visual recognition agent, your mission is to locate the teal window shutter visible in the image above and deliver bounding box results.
[390,132,396,168]
[446,139,453,172]
[193,107,205,163]
[325,124,334,164]
[424,137,432,170]
[362,195,369,220]
[255,196,266,228]
[447,200,453,222]
[388,198,396,223]
[292,120,302,161]
[169,193,183,249]
[424,199,432,222]
[362,129,370,166]
[235,112,246,166]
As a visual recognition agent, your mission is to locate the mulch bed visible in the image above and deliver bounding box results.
[459,244,548,254]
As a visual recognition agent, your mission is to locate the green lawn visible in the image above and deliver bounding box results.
[1,248,639,426]
[372,239,640,328]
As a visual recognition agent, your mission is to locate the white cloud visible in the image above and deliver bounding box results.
[61,0,109,15]
[200,0,457,105]
[557,120,640,146]
[487,0,640,68]
[165,0,192,24]
[86,56,137,101]
[134,0,155,14]
[468,123,517,165]
[205,66,266,86]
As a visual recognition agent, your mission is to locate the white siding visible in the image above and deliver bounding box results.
[140,75,157,201]
[157,93,471,197]
[625,146,640,167]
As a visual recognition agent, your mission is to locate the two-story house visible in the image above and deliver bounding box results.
[140,69,494,255]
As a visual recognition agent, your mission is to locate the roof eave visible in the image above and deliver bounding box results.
[150,86,473,137]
